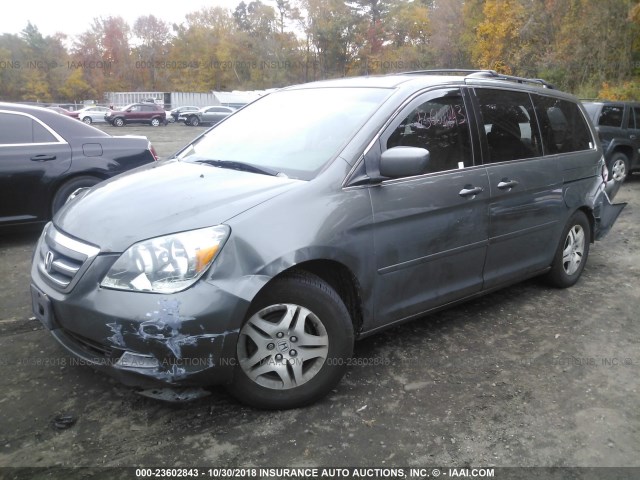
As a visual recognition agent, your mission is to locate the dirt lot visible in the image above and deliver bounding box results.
[0,124,638,471]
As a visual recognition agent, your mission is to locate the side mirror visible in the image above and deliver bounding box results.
[379,146,430,178]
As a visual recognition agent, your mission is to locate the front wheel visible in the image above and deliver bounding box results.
[189,116,200,127]
[113,117,125,127]
[545,210,591,288]
[228,271,354,409]
[82,116,92,124]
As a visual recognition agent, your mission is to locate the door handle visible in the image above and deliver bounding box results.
[30,154,57,161]
[459,186,484,198]
[497,179,519,190]
[631,135,637,140]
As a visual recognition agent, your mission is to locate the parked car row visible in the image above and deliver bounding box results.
[27,70,625,410]
[46,103,239,128]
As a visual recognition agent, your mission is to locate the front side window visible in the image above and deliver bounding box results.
[532,95,593,154]
[598,105,624,127]
[386,88,472,173]
[475,88,541,163]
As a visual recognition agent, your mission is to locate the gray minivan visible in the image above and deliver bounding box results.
[30,71,625,409]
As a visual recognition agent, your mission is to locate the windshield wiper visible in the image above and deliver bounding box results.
[191,158,285,177]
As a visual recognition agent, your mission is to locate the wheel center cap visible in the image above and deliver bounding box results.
[277,340,289,352]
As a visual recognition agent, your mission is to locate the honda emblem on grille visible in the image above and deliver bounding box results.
[44,251,54,273]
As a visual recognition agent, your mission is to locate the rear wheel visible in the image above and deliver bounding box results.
[51,176,102,216]
[546,210,591,288]
[228,271,354,409]
[608,152,629,183]
[150,117,161,127]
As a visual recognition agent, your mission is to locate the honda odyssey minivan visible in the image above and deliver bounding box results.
[31,70,625,409]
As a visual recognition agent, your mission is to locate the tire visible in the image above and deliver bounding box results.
[51,176,102,216]
[228,271,354,409]
[608,152,629,183]
[113,117,125,127]
[150,117,161,127]
[189,116,200,127]
[546,210,591,288]
[82,116,92,124]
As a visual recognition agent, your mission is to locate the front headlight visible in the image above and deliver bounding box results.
[100,225,230,293]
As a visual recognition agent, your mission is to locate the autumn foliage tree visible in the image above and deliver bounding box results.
[0,0,638,102]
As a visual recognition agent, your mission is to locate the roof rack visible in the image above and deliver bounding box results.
[400,69,555,89]
[401,69,488,76]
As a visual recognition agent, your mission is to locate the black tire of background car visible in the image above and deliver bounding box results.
[228,270,354,410]
[51,176,102,217]
[545,210,591,288]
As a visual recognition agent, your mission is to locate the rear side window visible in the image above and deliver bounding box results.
[0,113,57,144]
[32,121,57,143]
[475,88,542,163]
[0,113,32,144]
[598,105,624,127]
[532,96,593,154]
[386,88,472,173]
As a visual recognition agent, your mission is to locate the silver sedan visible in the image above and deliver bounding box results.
[75,106,111,124]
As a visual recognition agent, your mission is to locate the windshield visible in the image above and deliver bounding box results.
[177,87,391,180]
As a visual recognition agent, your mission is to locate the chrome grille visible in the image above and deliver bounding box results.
[37,224,100,293]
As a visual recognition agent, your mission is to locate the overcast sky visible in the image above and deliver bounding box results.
[0,0,244,38]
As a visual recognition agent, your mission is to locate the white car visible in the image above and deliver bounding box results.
[75,106,111,124]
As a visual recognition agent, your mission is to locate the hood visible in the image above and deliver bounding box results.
[55,160,301,252]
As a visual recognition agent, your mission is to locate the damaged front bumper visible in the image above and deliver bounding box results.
[30,227,250,389]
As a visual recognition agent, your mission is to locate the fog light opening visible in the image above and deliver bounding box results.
[115,351,160,369]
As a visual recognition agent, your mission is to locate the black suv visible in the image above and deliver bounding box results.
[582,101,640,182]
[105,103,167,127]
